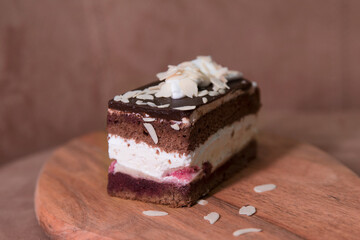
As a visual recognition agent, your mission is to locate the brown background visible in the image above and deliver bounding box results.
[0,0,359,164]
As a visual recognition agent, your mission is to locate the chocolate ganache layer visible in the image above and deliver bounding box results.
[108,78,253,121]
[107,78,260,154]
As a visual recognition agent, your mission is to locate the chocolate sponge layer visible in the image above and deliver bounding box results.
[107,88,260,154]
[107,140,257,207]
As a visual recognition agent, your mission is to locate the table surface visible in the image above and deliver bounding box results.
[1,110,359,239]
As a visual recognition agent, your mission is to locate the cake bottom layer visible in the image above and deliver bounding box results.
[107,140,257,207]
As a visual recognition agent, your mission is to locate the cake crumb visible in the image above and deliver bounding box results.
[156,150,160,155]
[168,160,171,164]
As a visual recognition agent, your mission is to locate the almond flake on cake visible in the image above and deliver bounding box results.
[157,104,170,108]
[173,106,196,111]
[143,123,158,144]
[143,118,156,122]
[136,94,154,100]
[170,124,180,130]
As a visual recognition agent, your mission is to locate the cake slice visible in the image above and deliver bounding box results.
[107,56,261,207]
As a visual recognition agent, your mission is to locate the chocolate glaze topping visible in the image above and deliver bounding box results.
[108,78,253,120]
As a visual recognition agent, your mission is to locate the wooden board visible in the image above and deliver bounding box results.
[35,132,360,239]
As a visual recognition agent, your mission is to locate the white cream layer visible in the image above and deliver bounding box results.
[108,114,257,184]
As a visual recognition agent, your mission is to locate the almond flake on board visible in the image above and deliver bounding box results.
[204,212,220,224]
[254,184,276,193]
[197,199,208,205]
[170,124,180,130]
[142,210,168,217]
[239,205,256,216]
[202,97,208,104]
[173,106,196,111]
[143,123,158,144]
[233,228,262,237]
[143,118,156,122]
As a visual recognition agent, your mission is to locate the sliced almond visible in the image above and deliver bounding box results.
[136,94,154,100]
[233,228,262,237]
[218,89,226,94]
[210,77,227,89]
[148,85,162,91]
[136,100,147,105]
[155,82,172,98]
[142,210,168,217]
[143,118,156,122]
[143,89,158,95]
[202,97,208,104]
[157,104,170,108]
[226,70,243,80]
[208,91,219,97]
[147,102,157,107]
[204,212,219,224]
[120,98,129,103]
[143,123,158,144]
[113,95,122,102]
[197,199,208,205]
[179,78,198,98]
[170,123,180,130]
[123,90,142,99]
[254,184,276,193]
[239,205,256,216]
[198,90,209,97]
[173,106,196,111]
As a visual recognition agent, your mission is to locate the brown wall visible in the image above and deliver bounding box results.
[0,0,359,164]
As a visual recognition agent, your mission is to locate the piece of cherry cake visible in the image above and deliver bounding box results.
[107,56,261,207]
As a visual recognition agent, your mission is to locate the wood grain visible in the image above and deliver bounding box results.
[35,132,360,239]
